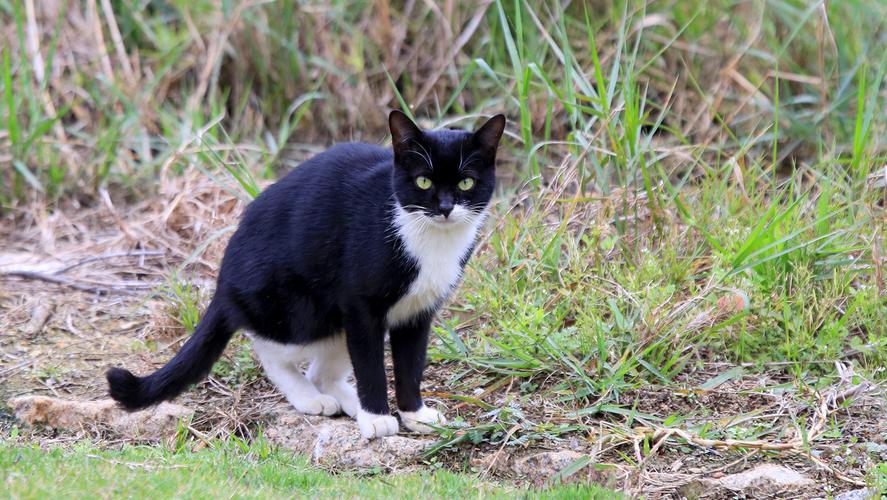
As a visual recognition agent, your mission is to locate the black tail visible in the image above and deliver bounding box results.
[107,299,235,410]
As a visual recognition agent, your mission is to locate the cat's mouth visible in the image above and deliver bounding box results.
[426,208,478,227]
[427,214,457,225]
[399,204,477,227]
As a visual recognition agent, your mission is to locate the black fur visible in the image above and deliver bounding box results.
[107,111,506,415]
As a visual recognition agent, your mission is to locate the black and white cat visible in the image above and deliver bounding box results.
[107,111,506,438]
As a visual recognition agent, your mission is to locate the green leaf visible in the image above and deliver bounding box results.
[699,366,744,391]
[13,160,44,192]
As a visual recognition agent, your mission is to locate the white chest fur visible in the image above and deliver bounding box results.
[386,204,485,327]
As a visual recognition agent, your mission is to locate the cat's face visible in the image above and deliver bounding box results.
[389,111,506,226]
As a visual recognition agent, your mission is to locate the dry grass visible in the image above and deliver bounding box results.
[2,0,887,497]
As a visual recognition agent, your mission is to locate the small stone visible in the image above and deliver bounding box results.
[862,442,887,460]
[834,488,875,500]
[512,450,586,479]
[683,464,814,497]
[509,450,616,488]
[22,304,54,337]
[719,464,814,490]
[474,451,509,472]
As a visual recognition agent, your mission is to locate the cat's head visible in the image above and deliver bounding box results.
[389,110,506,226]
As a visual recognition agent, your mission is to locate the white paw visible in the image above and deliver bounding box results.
[357,410,399,439]
[400,405,447,433]
[325,381,359,418]
[298,394,340,416]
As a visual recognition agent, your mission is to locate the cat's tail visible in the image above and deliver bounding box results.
[106,297,236,411]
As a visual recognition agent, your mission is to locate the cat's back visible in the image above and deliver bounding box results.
[278,142,391,188]
[224,142,393,263]
[243,142,391,216]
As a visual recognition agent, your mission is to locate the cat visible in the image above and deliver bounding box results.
[107,110,506,438]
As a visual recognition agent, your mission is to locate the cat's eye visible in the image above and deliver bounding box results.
[458,178,475,191]
[415,176,433,190]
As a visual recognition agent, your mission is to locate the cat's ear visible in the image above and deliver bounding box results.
[389,110,422,151]
[472,114,506,157]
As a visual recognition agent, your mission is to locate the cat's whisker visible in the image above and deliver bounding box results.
[412,141,434,171]
[405,150,433,170]
[458,151,481,173]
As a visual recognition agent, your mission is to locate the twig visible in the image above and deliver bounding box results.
[794,449,867,487]
[1,270,156,295]
[0,250,163,294]
[702,449,759,475]
[638,426,798,452]
[483,424,521,476]
[52,250,165,275]
[0,360,36,381]
[187,425,214,450]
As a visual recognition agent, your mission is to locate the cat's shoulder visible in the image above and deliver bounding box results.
[324,142,392,163]
[289,142,392,177]
[272,142,391,187]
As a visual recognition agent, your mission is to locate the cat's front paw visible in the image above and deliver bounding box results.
[298,394,340,416]
[356,410,399,439]
[323,381,359,418]
[399,405,447,433]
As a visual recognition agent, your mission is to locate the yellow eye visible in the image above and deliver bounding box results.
[458,177,475,191]
[415,176,432,190]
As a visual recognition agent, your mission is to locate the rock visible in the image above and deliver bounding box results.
[512,450,587,480]
[833,488,876,500]
[264,410,432,469]
[472,450,510,472]
[683,464,814,497]
[21,303,54,337]
[862,442,887,460]
[9,395,192,439]
[510,450,617,488]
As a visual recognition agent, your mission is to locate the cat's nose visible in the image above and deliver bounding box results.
[439,200,454,218]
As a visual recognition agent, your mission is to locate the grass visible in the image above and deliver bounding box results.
[870,462,887,494]
[1,0,886,495]
[0,437,617,499]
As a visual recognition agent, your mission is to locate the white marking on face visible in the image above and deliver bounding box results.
[387,203,486,327]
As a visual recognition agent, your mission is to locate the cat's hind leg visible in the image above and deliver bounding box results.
[306,334,360,418]
[252,337,340,416]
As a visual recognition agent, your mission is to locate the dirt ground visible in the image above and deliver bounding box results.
[1,177,884,498]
